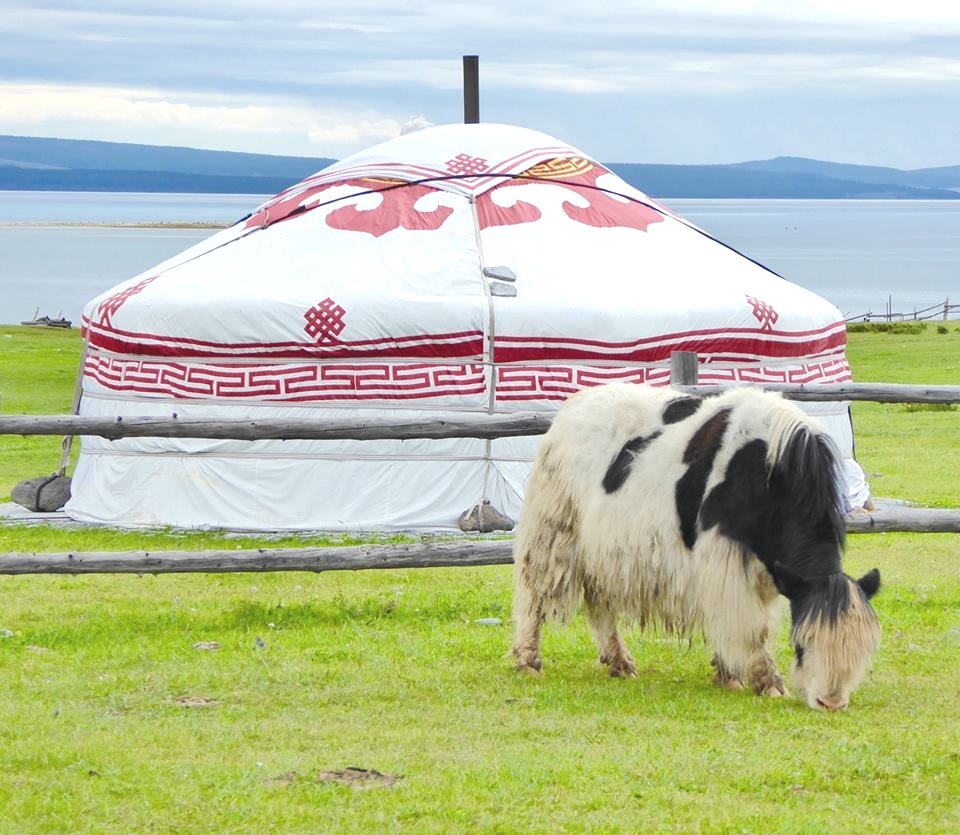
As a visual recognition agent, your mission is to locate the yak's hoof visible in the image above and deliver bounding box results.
[514,653,542,675]
[712,658,743,690]
[756,677,787,697]
[600,651,637,678]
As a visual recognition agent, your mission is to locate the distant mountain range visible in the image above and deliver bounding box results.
[1,134,958,200]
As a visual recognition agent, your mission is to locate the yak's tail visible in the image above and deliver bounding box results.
[512,446,584,625]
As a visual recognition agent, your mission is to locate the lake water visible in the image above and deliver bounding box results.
[1,191,959,325]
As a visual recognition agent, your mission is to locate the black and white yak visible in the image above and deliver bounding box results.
[512,383,881,710]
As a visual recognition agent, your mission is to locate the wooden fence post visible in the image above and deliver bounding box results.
[670,351,699,386]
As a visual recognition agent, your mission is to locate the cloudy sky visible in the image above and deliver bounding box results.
[1,1,959,168]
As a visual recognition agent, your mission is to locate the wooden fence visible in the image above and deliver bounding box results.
[3,383,960,445]
[846,296,958,323]
[2,361,959,575]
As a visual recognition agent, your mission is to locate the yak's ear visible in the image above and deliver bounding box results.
[857,568,881,599]
[772,561,809,600]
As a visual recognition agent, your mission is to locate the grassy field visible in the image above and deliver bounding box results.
[846,323,960,509]
[1,324,959,832]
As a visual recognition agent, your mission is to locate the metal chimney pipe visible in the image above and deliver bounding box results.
[463,55,479,124]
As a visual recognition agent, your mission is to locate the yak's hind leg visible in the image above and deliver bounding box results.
[584,584,637,678]
[511,454,583,675]
[512,561,548,674]
[511,525,580,674]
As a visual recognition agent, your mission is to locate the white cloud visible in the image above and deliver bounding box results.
[0,84,285,131]
[1,2,959,166]
[306,118,407,148]
[0,82,408,156]
[475,51,960,95]
[556,0,960,30]
[400,115,435,135]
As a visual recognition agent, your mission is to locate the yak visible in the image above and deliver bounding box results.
[512,383,881,710]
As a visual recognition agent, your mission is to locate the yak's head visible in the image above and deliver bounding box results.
[773,564,881,710]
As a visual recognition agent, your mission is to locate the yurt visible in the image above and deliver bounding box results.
[66,123,867,531]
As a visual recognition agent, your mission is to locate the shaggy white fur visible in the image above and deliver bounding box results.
[512,383,880,708]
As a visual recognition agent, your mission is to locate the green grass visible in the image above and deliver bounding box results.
[1,325,959,832]
[845,325,960,508]
[0,326,85,501]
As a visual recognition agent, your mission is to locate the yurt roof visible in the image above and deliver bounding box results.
[80,122,847,387]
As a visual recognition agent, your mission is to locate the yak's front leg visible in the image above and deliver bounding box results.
[709,618,786,697]
[711,654,744,690]
[745,642,786,697]
[703,571,786,697]
[711,642,784,696]
[584,586,636,678]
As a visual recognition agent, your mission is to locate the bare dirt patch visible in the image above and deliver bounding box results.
[173,696,218,708]
[266,767,401,789]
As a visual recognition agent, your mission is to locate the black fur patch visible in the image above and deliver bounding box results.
[675,409,731,548]
[662,396,703,425]
[602,432,662,494]
[700,427,846,581]
[699,438,770,558]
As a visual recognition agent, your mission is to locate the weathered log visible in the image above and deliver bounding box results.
[3,502,960,575]
[0,539,515,575]
[845,506,960,534]
[676,382,960,404]
[0,412,554,441]
[1,382,958,442]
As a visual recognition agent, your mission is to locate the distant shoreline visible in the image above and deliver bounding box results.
[0,221,229,229]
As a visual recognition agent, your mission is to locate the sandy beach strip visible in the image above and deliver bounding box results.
[0,221,230,229]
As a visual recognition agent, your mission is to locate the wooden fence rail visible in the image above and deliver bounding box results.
[3,371,959,575]
[0,540,515,576]
[4,501,960,576]
[685,382,960,404]
[0,412,554,442]
[2,383,959,442]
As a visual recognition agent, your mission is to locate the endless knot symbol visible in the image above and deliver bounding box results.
[445,154,490,176]
[746,295,779,331]
[303,297,347,343]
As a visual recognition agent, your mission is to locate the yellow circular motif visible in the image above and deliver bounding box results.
[523,157,595,179]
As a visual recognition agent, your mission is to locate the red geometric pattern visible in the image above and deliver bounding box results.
[495,358,852,402]
[244,158,665,239]
[446,154,490,176]
[83,357,487,402]
[95,275,160,327]
[83,356,851,403]
[243,177,395,230]
[325,183,454,238]
[477,160,664,233]
[493,321,847,364]
[304,298,347,343]
[746,295,780,331]
[496,366,651,400]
